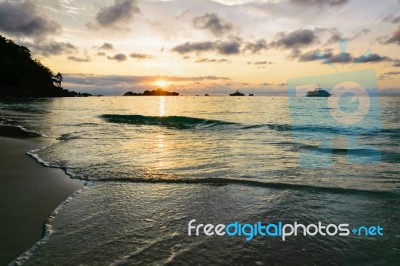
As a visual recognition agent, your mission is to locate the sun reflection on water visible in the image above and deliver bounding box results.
[159,96,166,116]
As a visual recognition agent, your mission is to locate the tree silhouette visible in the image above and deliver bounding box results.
[53,72,63,87]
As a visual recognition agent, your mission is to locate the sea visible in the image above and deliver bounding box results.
[0,96,399,265]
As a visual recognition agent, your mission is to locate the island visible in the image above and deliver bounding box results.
[0,35,88,98]
[124,88,179,96]
[229,90,245,96]
[306,86,332,97]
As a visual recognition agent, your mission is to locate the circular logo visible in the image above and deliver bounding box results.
[327,81,370,125]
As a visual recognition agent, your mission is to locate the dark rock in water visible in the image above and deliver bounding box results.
[124,88,179,96]
[0,35,84,98]
[306,87,332,97]
[229,90,245,96]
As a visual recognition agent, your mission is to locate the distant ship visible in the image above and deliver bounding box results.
[249,94,254,96]
[306,86,332,97]
[229,90,245,96]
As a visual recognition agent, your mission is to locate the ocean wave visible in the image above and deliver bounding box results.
[100,114,385,136]
[94,177,399,197]
[101,114,238,129]
[25,143,399,197]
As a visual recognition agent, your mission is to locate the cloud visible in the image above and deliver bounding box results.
[383,14,400,24]
[361,53,392,63]
[67,56,91,62]
[243,39,268,53]
[193,13,233,36]
[260,82,273,86]
[217,40,241,54]
[195,58,230,63]
[171,40,240,55]
[323,28,369,45]
[99,43,114,50]
[253,61,274,65]
[107,53,127,62]
[351,28,370,40]
[385,26,400,45]
[297,48,333,62]
[91,0,140,28]
[0,0,60,37]
[23,40,77,57]
[271,29,319,49]
[172,38,267,55]
[129,53,153,59]
[379,71,400,80]
[289,0,349,6]
[296,49,393,64]
[172,41,215,54]
[97,52,106,56]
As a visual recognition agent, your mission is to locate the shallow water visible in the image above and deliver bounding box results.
[0,96,399,265]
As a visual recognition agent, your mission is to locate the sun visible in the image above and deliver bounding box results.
[154,80,169,88]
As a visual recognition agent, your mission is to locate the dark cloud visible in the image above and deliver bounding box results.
[0,0,60,37]
[323,52,353,63]
[271,29,319,49]
[172,41,215,54]
[107,53,127,62]
[193,13,233,36]
[23,40,77,57]
[93,0,140,28]
[67,56,91,62]
[298,49,333,61]
[289,0,349,6]
[383,14,400,24]
[385,26,400,45]
[243,39,268,53]
[97,52,106,56]
[297,49,392,64]
[99,43,114,50]
[172,40,240,55]
[129,53,153,59]
[216,40,240,55]
[361,53,392,63]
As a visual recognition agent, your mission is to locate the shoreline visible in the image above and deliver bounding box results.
[0,130,84,265]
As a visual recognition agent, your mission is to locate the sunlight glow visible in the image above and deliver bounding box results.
[155,80,169,88]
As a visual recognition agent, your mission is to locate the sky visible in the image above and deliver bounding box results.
[0,0,399,95]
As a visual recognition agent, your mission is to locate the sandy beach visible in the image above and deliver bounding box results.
[0,129,83,265]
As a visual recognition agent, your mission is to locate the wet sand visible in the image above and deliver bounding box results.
[0,130,84,265]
